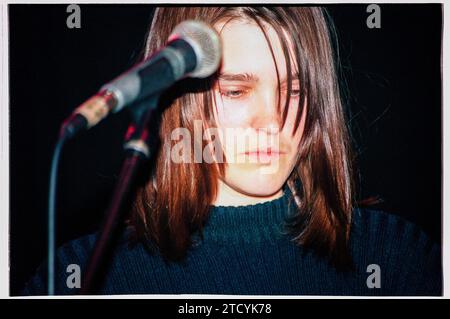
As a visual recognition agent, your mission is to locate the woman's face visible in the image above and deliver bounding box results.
[212,19,307,199]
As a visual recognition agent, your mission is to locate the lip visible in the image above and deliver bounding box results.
[241,147,285,155]
[242,150,284,155]
[240,149,285,163]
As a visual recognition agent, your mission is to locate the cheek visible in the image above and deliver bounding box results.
[215,94,250,128]
[283,101,307,147]
[218,109,248,127]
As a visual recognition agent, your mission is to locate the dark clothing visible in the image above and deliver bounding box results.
[23,192,442,295]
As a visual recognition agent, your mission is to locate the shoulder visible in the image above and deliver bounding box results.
[57,232,98,265]
[350,208,442,295]
[21,233,97,296]
[56,227,148,265]
[22,228,147,296]
[351,208,439,251]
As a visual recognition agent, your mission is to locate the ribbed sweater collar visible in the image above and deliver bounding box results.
[202,188,295,244]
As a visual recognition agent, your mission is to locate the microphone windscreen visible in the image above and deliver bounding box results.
[170,20,222,79]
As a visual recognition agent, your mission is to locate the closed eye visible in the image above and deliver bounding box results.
[281,87,301,98]
[220,89,248,99]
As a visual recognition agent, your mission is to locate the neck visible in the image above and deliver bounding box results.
[213,180,284,207]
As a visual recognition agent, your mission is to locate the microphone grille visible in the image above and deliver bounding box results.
[170,20,222,79]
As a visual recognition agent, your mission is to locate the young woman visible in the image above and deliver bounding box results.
[23,6,441,296]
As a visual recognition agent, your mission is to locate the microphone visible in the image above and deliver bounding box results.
[60,20,222,139]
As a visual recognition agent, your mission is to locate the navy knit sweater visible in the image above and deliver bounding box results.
[22,191,442,296]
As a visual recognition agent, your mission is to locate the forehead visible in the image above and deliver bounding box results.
[214,19,298,80]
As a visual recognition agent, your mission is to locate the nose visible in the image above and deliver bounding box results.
[248,89,282,134]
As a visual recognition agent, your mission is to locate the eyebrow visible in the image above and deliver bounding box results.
[218,72,259,83]
[281,72,300,83]
[218,72,300,84]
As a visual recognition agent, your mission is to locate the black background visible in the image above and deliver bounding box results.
[9,4,442,295]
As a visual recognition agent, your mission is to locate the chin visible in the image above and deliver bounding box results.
[226,165,289,197]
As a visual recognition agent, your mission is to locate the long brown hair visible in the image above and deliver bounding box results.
[131,7,361,270]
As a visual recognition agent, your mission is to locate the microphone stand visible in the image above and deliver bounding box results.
[80,96,159,294]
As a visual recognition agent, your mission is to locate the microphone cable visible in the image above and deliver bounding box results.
[47,131,70,295]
